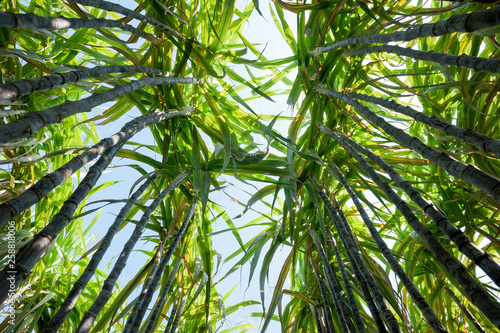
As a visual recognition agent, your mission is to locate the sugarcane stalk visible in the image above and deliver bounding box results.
[143,259,182,333]
[345,91,500,158]
[0,76,199,144]
[339,131,500,287]
[74,173,189,333]
[320,125,500,328]
[312,185,402,333]
[0,11,159,43]
[444,287,487,333]
[163,297,179,333]
[327,229,367,333]
[310,6,500,56]
[122,199,198,333]
[42,174,158,333]
[166,296,186,333]
[125,242,165,333]
[318,152,448,332]
[315,86,500,202]
[309,227,354,333]
[0,107,191,227]
[68,0,183,39]
[311,258,337,333]
[343,45,500,75]
[0,109,189,306]
[0,65,171,101]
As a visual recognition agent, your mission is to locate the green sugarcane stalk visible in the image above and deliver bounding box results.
[343,45,500,75]
[0,76,199,144]
[0,107,191,227]
[320,124,500,328]
[310,176,399,333]
[74,173,188,333]
[315,85,500,203]
[143,259,182,333]
[311,258,338,333]
[345,91,500,158]
[338,131,500,287]
[68,0,183,39]
[310,6,500,56]
[309,227,354,333]
[0,65,171,101]
[42,174,158,333]
[122,199,198,333]
[327,230,367,333]
[0,11,159,44]
[0,109,189,306]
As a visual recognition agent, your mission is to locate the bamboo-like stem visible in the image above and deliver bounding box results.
[311,258,337,333]
[42,174,158,333]
[0,65,171,101]
[143,259,182,333]
[0,11,159,44]
[310,176,399,333]
[0,109,189,306]
[343,45,500,74]
[124,199,198,333]
[0,77,199,144]
[74,173,189,333]
[309,227,353,333]
[163,297,179,333]
[320,124,500,328]
[327,230,367,333]
[166,296,186,333]
[319,150,448,332]
[126,242,165,333]
[444,287,487,333]
[0,107,190,227]
[345,91,500,158]
[68,0,183,39]
[315,86,500,202]
[339,131,500,287]
[310,6,500,56]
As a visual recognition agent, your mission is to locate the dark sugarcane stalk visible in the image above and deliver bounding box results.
[0,77,199,144]
[0,11,159,44]
[310,177,400,333]
[311,258,338,333]
[345,91,500,158]
[74,173,189,333]
[0,109,189,305]
[338,131,500,287]
[0,107,191,227]
[445,287,487,333]
[126,242,165,333]
[315,86,500,203]
[327,229,367,333]
[343,45,500,75]
[319,125,500,328]
[143,259,182,333]
[123,199,198,333]
[163,297,179,333]
[42,174,159,333]
[310,6,500,56]
[167,296,186,333]
[317,145,448,333]
[0,65,171,101]
[68,0,183,39]
[309,227,354,333]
